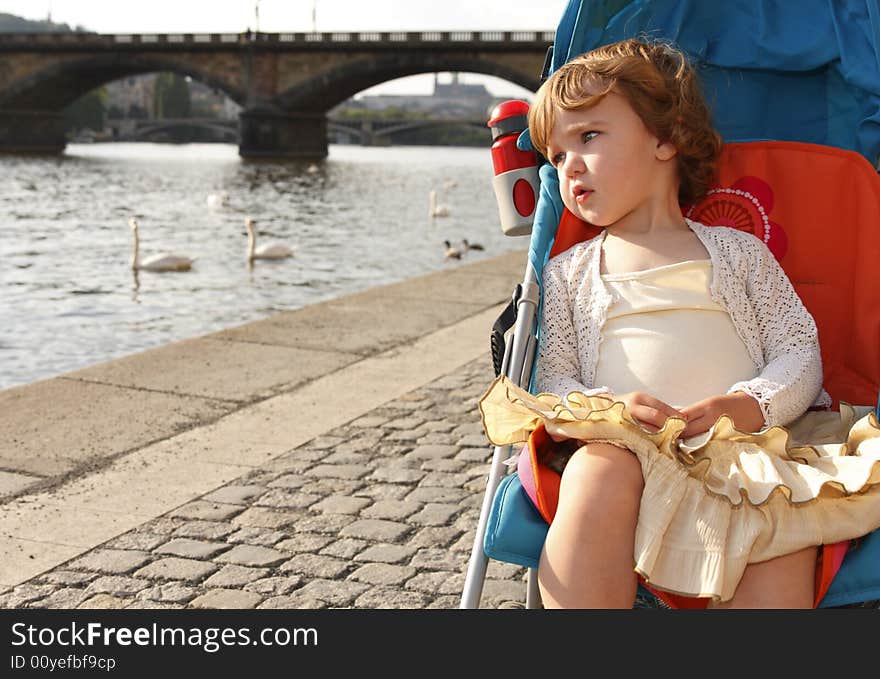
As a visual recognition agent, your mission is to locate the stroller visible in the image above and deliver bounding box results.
[461,0,880,609]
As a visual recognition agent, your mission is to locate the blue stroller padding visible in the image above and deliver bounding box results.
[484,472,545,570]
[821,528,880,607]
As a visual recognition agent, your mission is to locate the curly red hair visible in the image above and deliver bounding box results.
[529,38,722,204]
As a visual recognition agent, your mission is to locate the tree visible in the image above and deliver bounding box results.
[63,88,107,133]
[0,12,83,32]
[153,73,192,119]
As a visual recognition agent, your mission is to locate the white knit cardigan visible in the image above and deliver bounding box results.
[534,219,831,428]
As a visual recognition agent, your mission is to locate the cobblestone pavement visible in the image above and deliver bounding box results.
[0,355,527,610]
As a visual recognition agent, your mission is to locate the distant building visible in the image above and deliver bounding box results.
[339,73,520,118]
[431,73,494,115]
[104,75,154,118]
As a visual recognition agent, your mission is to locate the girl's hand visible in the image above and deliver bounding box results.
[615,391,687,433]
[679,392,765,438]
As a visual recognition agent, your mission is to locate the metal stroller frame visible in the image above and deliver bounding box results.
[460,259,543,609]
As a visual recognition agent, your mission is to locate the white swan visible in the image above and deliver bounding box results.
[206,191,230,209]
[245,217,295,261]
[129,218,195,272]
[443,239,462,260]
[429,189,450,218]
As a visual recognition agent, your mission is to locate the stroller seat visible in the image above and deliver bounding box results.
[465,139,880,610]
[474,139,880,610]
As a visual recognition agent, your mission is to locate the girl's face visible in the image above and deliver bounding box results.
[546,88,678,229]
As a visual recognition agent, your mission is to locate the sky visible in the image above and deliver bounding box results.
[0,0,570,96]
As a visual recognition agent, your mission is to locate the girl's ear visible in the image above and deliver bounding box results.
[655,140,677,161]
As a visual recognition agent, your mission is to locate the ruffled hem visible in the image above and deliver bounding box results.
[479,376,880,602]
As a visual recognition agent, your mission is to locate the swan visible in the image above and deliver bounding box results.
[129,218,195,272]
[443,239,462,260]
[206,191,230,209]
[245,217,295,261]
[429,189,450,218]
[462,238,485,252]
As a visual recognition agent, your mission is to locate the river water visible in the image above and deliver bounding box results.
[0,142,529,391]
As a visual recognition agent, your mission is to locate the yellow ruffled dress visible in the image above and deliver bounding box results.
[479,260,880,603]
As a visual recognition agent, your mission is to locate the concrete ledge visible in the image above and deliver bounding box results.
[67,337,357,402]
[0,379,232,478]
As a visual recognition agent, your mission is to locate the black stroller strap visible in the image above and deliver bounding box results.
[491,284,521,377]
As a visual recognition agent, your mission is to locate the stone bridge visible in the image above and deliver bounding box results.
[328,117,488,145]
[117,117,239,142]
[107,115,488,146]
[0,30,552,158]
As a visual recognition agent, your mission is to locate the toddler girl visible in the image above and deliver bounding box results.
[479,38,880,608]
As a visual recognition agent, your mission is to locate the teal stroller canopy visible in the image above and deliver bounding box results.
[550,0,880,163]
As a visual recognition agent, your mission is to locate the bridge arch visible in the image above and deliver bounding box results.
[276,53,539,113]
[0,53,245,111]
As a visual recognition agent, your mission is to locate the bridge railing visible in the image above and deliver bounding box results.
[0,30,555,49]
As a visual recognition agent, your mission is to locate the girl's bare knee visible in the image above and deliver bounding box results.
[561,442,643,494]
[540,442,643,608]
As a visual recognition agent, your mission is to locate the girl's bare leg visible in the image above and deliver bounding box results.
[538,442,643,608]
[709,547,818,609]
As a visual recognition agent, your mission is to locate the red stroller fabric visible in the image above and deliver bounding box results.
[525,140,880,608]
